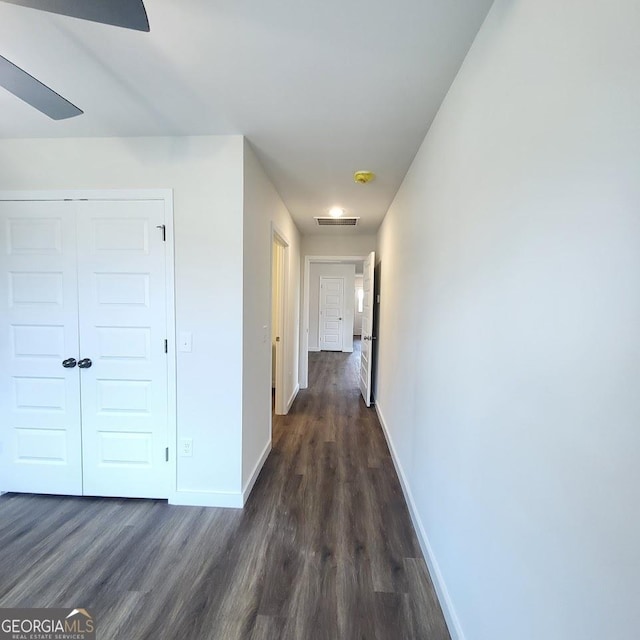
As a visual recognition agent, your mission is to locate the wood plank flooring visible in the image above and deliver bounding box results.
[0,341,450,639]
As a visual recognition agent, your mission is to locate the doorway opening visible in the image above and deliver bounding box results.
[300,255,372,397]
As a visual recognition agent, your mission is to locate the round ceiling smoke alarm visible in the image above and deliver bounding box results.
[354,171,375,184]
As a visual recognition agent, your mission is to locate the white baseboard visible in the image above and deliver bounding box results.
[169,490,243,509]
[375,403,465,640]
[242,440,272,504]
[287,383,300,412]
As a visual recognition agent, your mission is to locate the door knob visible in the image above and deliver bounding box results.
[62,358,77,368]
[78,358,92,369]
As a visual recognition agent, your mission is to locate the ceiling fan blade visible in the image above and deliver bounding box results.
[0,55,83,119]
[0,0,149,32]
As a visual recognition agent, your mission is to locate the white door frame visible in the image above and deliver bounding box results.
[300,255,367,389]
[0,189,177,497]
[271,224,290,416]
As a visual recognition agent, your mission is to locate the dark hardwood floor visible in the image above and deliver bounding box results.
[0,341,450,639]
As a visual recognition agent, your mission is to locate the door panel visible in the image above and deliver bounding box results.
[0,201,82,495]
[272,239,287,415]
[360,251,375,407]
[76,200,168,499]
[319,277,344,351]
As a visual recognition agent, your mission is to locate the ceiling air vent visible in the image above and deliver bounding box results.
[314,217,360,226]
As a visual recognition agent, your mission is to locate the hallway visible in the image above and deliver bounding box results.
[0,344,449,639]
[265,341,451,638]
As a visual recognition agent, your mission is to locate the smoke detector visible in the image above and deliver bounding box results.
[354,171,375,184]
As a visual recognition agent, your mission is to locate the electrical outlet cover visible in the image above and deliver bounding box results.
[180,438,193,457]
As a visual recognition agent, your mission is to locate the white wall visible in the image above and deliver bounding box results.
[242,140,300,496]
[376,1,640,639]
[354,275,364,335]
[0,136,245,506]
[308,263,355,352]
[302,233,376,257]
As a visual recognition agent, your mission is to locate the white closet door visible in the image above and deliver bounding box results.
[319,277,344,351]
[76,200,169,499]
[0,201,83,495]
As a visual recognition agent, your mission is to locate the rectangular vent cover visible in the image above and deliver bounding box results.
[314,217,360,226]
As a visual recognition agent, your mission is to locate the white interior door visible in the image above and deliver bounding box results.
[272,237,287,415]
[359,251,375,407]
[0,201,83,495]
[319,277,344,351]
[76,200,169,499]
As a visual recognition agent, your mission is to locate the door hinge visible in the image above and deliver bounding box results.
[165,447,169,462]
[164,339,168,353]
[156,224,166,241]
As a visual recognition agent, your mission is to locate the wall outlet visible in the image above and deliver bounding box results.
[180,438,193,457]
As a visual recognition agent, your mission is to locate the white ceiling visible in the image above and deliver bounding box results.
[0,0,493,235]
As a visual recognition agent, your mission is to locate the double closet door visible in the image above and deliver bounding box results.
[0,198,170,499]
